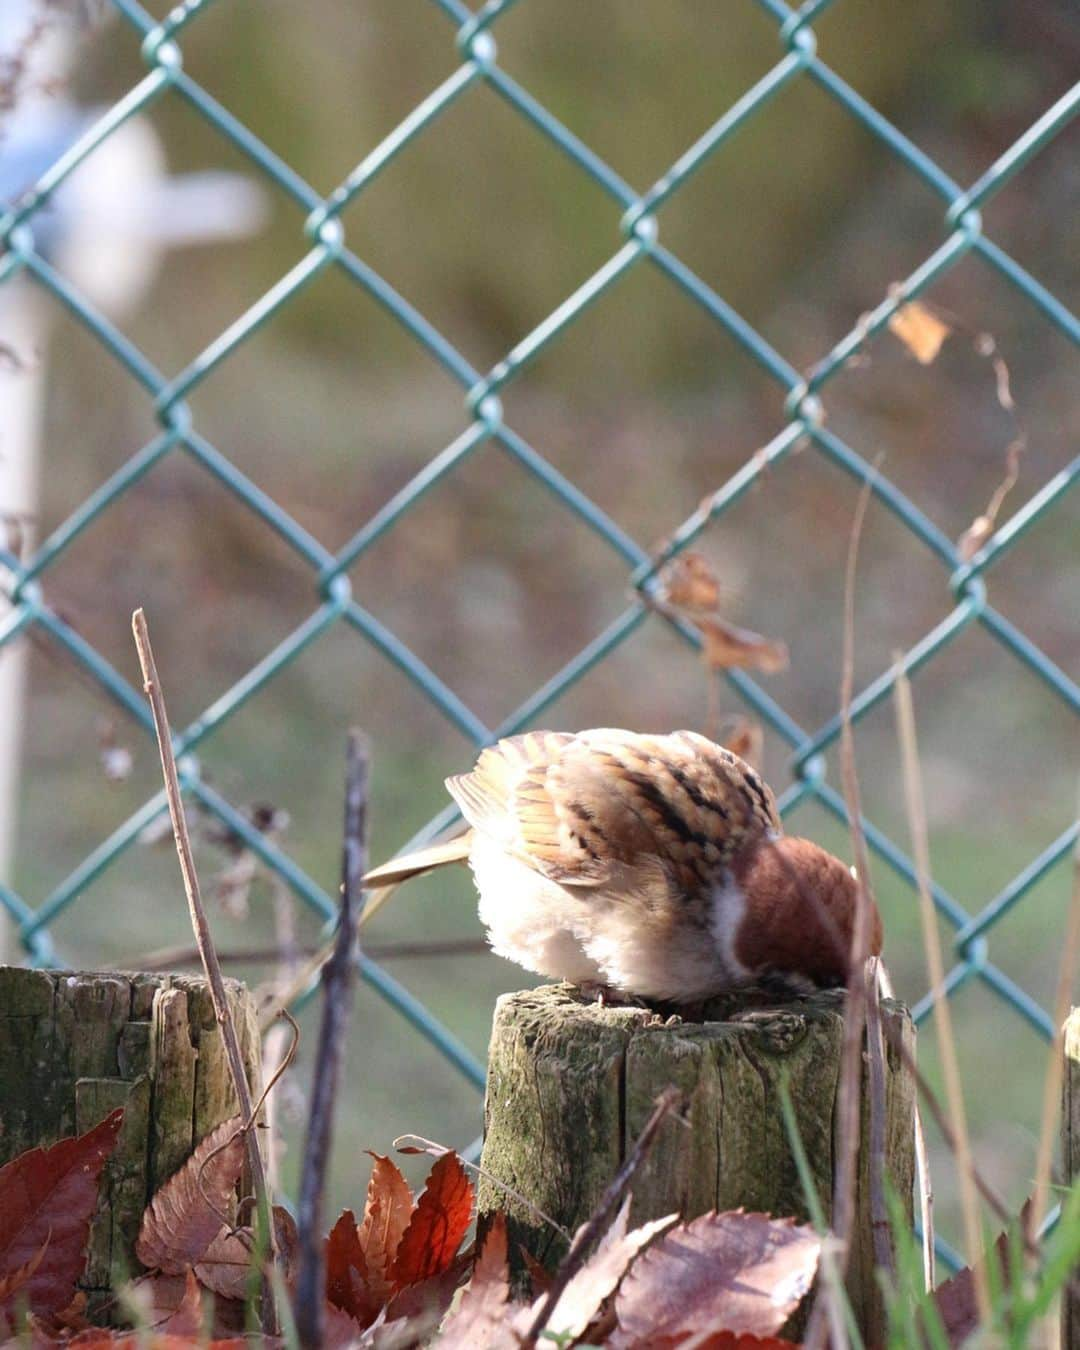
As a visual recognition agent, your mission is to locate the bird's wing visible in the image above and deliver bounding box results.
[445,728,780,889]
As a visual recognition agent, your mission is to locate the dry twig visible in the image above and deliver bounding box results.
[131,607,279,1335]
[294,731,368,1349]
[130,935,489,971]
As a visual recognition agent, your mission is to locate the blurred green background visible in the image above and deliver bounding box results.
[4,0,1078,1256]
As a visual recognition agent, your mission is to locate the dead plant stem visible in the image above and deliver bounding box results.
[131,607,279,1336]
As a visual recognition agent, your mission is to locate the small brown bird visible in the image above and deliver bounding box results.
[362,728,882,1004]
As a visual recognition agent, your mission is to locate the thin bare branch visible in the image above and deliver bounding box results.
[294,731,368,1349]
[131,607,278,1336]
[128,935,489,972]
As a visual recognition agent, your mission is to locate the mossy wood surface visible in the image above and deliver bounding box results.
[479,983,915,1340]
[1064,1009,1080,1350]
[0,968,261,1307]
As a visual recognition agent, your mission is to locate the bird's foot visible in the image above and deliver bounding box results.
[576,980,647,1009]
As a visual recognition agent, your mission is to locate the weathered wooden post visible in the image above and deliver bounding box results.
[1064,1008,1080,1350]
[0,968,261,1313]
[479,983,915,1341]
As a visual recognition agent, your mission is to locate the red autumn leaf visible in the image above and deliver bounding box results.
[0,1108,124,1319]
[325,1209,379,1325]
[0,1238,49,1313]
[157,1269,203,1338]
[437,1214,510,1349]
[611,1210,820,1348]
[520,1246,553,1300]
[357,1153,414,1303]
[384,1251,472,1343]
[321,1301,370,1349]
[135,1117,245,1274]
[390,1152,473,1290]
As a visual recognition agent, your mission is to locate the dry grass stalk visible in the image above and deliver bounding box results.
[131,607,279,1335]
[893,666,989,1322]
[832,475,878,1261]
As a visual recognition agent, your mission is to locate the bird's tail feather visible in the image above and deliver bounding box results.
[360,833,472,926]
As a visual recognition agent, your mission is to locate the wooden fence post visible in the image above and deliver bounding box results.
[479,983,915,1342]
[0,967,261,1314]
[1064,1008,1080,1350]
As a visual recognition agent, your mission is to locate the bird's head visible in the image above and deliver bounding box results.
[732,835,882,988]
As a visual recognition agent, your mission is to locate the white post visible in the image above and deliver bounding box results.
[0,284,46,959]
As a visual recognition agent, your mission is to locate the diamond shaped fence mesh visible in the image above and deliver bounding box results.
[0,0,1077,1270]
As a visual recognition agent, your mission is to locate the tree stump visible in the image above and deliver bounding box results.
[1064,1008,1080,1350]
[0,968,262,1311]
[479,984,915,1340]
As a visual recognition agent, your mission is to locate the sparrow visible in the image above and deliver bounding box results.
[362,728,882,1004]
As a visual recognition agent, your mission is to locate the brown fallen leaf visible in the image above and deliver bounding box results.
[889,300,951,365]
[358,1154,414,1304]
[698,618,788,674]
[635,1335,802,1349]
[520,1246,554,1299]
[661,552,725,613]
[437,1215,512,1349]
[522,1198,677,1343]
[719,716,764,770]
[196,1206,297,1302]
[932,1203,1028,1346]
[135,1117,245,1275]
[383,1252,471,1345]
[390,1152,473,1290]
[0,1109,124,1322]
[157,1269,203,1338]
[611,1210,820,1348]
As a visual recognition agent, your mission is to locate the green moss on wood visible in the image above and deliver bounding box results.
[480,983,914,1344]
[0,968,260,1310]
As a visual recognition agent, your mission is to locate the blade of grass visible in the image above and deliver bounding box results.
[893,664,989,1324]
[778,1075,864,1350]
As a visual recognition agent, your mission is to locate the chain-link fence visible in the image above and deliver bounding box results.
[1,0,1077,1270]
